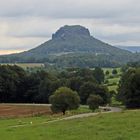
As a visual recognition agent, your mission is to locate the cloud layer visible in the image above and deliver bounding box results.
[0,0,140,54]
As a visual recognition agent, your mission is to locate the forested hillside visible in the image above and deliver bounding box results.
[0,25,140,67]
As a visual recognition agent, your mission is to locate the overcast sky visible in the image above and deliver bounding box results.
[0,0,140,54]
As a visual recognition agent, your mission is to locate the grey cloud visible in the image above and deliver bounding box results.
[96,32,140,46]
[8,29,51,38]
[0,0,138,19]
[0,0,140,53]
[0,0,140,28]
[104,32,140,42]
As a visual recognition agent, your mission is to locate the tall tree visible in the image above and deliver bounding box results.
[93,67,105,84]
[87,95,103,111]
[79,82,110,105]
[49,87,80,115]
[118,68,140,108]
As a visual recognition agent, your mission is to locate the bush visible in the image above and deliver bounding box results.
[104,80,109,84]
[49,87,80,115]
[87,95,103,111]
[105,70,110,76]
[112,69,118,75]
[108,75,114,79]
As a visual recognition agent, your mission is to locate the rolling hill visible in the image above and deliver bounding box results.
[116,46,140,53]
[0,25,139,67]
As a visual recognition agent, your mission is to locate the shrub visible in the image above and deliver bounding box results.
[112,69,118,75]
[105,70,110,76]
[87,95,103,111]
[49,87,80,115]
[104,80,109,84]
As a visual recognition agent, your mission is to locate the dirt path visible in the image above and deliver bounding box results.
[47,107,122,121]
[9,107,122,128]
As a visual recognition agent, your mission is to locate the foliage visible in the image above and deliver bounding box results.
[37,78,60,103]
[79,82,110,105]
[87,95,103,111]
[105,70,110,75]
[112,69,118,75]
[118,68,140,108]
[49,87,80,115]
[0,65,111,105]
[93,67,105,84]
[0,65,59,103]
[0,65,26,102]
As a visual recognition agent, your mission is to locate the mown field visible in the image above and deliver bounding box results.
[0,110,139,140]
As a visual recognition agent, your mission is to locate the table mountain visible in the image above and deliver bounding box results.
[0,25,139,67]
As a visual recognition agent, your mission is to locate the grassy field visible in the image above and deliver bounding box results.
[0,110,139,140]
[108,85,118,92]
[0,63,44,69]
[103,67,121,75]
[16,63,44,69]
[103,68,122,92]
[108,77,120,84]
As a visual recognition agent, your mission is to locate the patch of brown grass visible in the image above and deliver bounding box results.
[0,104,51,118]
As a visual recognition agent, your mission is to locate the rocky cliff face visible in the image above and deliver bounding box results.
[52,25,90,39]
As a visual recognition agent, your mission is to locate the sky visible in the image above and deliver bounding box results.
[0,0,140,54]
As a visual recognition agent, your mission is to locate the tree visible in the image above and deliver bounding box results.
[79,82,110,105]
[93,67,105,84]
[112,69,118,75]
[37,78,60,103]
[0,65,27,102]
[49,87,80,115]
[87,95,103,111]
[66,77,83,92]
[22,74,41,103]
[75,68,96,83]
[118,68,140,108]
[121,65,129,73]
[79,82,97,104]
[105,70,110,76]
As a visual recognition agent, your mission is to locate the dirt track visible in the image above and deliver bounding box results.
[9,106,122,128]
[62,107,122,120]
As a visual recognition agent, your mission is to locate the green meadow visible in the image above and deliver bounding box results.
[0,110,139,140]
[103,67,122,92]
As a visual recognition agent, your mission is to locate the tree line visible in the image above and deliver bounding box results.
[0,65,110,105]
[0,65,139,112]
